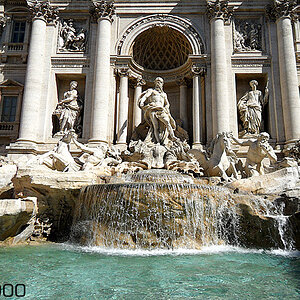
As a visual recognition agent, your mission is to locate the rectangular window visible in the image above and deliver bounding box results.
[11,21,26,43]
[1,96,18,122]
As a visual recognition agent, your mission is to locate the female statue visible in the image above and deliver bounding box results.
[237,80,268,135]
[54,81,80,133]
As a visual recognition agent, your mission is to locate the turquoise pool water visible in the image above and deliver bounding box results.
[0,244,299,300]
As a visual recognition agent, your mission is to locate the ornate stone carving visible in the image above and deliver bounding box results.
[71,133,121,171]
[191,64,206,76]
[136,76,146,87]
[138,77,178,146]
[266,0,298,22]
[26,0,58,24]
[58,20,87,52]
[116,67,130,77]
[117,14,204,55]
[190,132,239,181]
[234,19,262,52]
[53,81,81,135]
[231,132,277,177]
[237,80,269,135]
[91,0,115,23]
[206,0,232,22]
[39,131,80,172]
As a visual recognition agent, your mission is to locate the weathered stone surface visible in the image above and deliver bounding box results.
[0,164,17,197]
[227,167,300,194]
[0,197,37,241]
[10,166,107,242]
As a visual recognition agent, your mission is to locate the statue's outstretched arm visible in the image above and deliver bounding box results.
[231,135,250,146]
[138,89,152,108]
[72,136,94,155]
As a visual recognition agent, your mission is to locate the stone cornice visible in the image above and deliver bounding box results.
[206,0,232,22]
[90,0,115,23]
[266,0,298,22]
[26,1,58,24]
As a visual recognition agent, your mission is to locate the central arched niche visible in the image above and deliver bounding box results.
[130,26,192,71]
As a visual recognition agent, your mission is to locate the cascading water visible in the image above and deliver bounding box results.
[246,197,295,250]
[70,170,296,250]
[70,170,240,249]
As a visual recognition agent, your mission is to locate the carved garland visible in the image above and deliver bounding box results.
[117,14,204,55]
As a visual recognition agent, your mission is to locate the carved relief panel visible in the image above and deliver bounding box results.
[233,18,263,53]
[57,19,88,53]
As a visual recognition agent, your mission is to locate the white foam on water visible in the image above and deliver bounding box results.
[59,243,299,257]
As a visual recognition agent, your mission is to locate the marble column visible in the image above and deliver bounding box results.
[178,78,188,131]
[116,68,129,145]
[133,77,145,129]
[207,0,231,136]
[90,1,115,144]
[18,2,57,143]
[191,66,203,147]
[271,0,300,142]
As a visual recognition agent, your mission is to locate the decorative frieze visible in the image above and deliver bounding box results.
[90,0,115,23]
[206,0,232,22]
[58,20,87,52]
[234,19,263,52]
[266,0,298,22]
[26,0,58,24]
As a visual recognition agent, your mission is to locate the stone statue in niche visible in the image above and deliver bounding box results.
[237,79,268,135]
[234,19,262,52]
[231,132,277,177]
[138,77,179,146]
[59,20,86,52]
[53,81,81,135]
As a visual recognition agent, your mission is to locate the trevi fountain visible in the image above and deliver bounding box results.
[0,0,299,299]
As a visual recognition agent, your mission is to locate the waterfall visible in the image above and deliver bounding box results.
[70,170,295,250]
[246,197,295,250]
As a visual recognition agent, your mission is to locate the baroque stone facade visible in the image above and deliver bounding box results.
[0,0,299,156]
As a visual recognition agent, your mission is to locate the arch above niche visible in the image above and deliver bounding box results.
[116,14,205,57]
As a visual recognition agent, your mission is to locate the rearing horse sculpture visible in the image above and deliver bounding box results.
[190,132,239,181]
